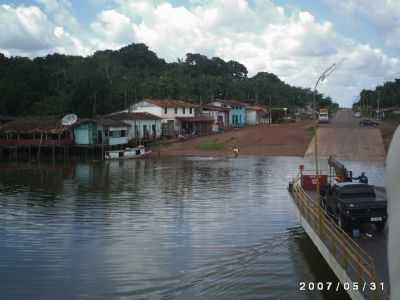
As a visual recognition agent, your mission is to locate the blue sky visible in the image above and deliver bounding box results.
[1,0,400,107]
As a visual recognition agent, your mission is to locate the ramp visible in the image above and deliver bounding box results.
[304,127,386,161]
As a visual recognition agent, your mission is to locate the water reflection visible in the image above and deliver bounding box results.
[0,157,384,300]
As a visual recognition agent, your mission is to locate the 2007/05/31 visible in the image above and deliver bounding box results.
[299,281,384,292]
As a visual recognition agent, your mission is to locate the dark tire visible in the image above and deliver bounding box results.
[375,222,386,232]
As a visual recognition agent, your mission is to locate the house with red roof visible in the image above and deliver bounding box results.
[126,99,213,137]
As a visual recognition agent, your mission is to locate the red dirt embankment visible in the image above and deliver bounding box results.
[157,121,314,157]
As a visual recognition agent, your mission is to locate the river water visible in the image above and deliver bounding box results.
[0,156,385,300]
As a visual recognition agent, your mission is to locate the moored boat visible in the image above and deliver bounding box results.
[105,145,151,160]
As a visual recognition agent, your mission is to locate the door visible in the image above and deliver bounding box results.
[97,130,102,144]
[152,124,156,139]
[217,116,223,128]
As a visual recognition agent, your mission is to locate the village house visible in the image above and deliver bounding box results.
[108,112,162,141]
[126,99,213,137]
[246,106,270,125]
[201,105,229,132]
[0,117,73,146]
[73,118,129,146]
[210,99,247,128]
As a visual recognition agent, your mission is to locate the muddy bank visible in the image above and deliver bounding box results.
[154,121,314,157]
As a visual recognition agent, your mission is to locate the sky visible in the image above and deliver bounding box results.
[1,0,400,107]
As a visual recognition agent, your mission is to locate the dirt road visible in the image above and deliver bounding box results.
[304,109,386,160]
[157,121,314,157]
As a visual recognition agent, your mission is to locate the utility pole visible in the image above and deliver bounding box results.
[312,62,339,222]
[377,91,381,120]
[269,95,272,124]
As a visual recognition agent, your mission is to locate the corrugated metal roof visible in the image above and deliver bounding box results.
[0,117,69,134]
[109,112,161,121]
[213,99,248,107]
[77,118,129,128]
[247,105,269,112]
[202,105,229,112]
[176,116,214,122]
[145,99,199,108]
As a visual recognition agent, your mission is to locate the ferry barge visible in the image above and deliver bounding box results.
[289,161,389,300]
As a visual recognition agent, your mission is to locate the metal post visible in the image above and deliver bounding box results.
[313,63,339,235]
[377,91,381,120]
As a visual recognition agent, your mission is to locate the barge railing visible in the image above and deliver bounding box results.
[291,175,383,300]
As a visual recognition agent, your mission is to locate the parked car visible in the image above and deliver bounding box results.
[359,119,379,127]
[320,182,387,232]
[354,112,361,118]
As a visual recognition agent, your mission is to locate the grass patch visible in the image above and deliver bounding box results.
[305,127,315,139]
[196,140,225,151]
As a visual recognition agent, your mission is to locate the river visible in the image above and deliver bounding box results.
[0,156,385,300]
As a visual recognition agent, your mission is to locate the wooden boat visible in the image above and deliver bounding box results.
[105,145,151,160]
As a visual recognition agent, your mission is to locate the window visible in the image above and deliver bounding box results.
[121,130,127,137]
[175,107,178,114]
[183,107,186,114]
[164,107,168,114]
[104,129,109,137]
[189,107,193,114]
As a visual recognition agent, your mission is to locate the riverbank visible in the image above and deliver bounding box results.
[155,121,315,157]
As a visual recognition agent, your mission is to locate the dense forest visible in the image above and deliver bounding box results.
[0,43,336,117]
[356,79,400,111]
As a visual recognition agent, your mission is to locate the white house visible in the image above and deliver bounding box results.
[126,99,212,137]
[246,106,270,125]
[201,105,229,132]
[108,112,162,140]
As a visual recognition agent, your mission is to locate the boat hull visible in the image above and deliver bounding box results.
[105,148,152,160]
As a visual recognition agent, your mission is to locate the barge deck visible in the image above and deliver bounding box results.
[289,176,389,300]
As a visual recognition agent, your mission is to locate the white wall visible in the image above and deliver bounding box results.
[129,101,195,122]
[203,110,226,132]
[162,107,195,120]
[246,110,258,125]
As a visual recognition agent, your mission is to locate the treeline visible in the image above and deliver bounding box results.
[0,43,335,117]
[356,79,400,110]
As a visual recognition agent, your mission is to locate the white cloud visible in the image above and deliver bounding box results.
[96,0,400,106]
[36,0,78,31]
[324,0,400,48]
[0,4,56,51]
[0,4,90,57]
[90,9,136,49]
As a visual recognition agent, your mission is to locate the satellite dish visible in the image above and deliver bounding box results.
[61,114,78,126]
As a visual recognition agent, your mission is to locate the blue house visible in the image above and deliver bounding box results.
[210,100,247,128]
[73,118,129,146]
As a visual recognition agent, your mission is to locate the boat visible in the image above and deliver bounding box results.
[104,145,152,160]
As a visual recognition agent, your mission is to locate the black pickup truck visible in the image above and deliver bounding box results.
[320,182,387,232]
